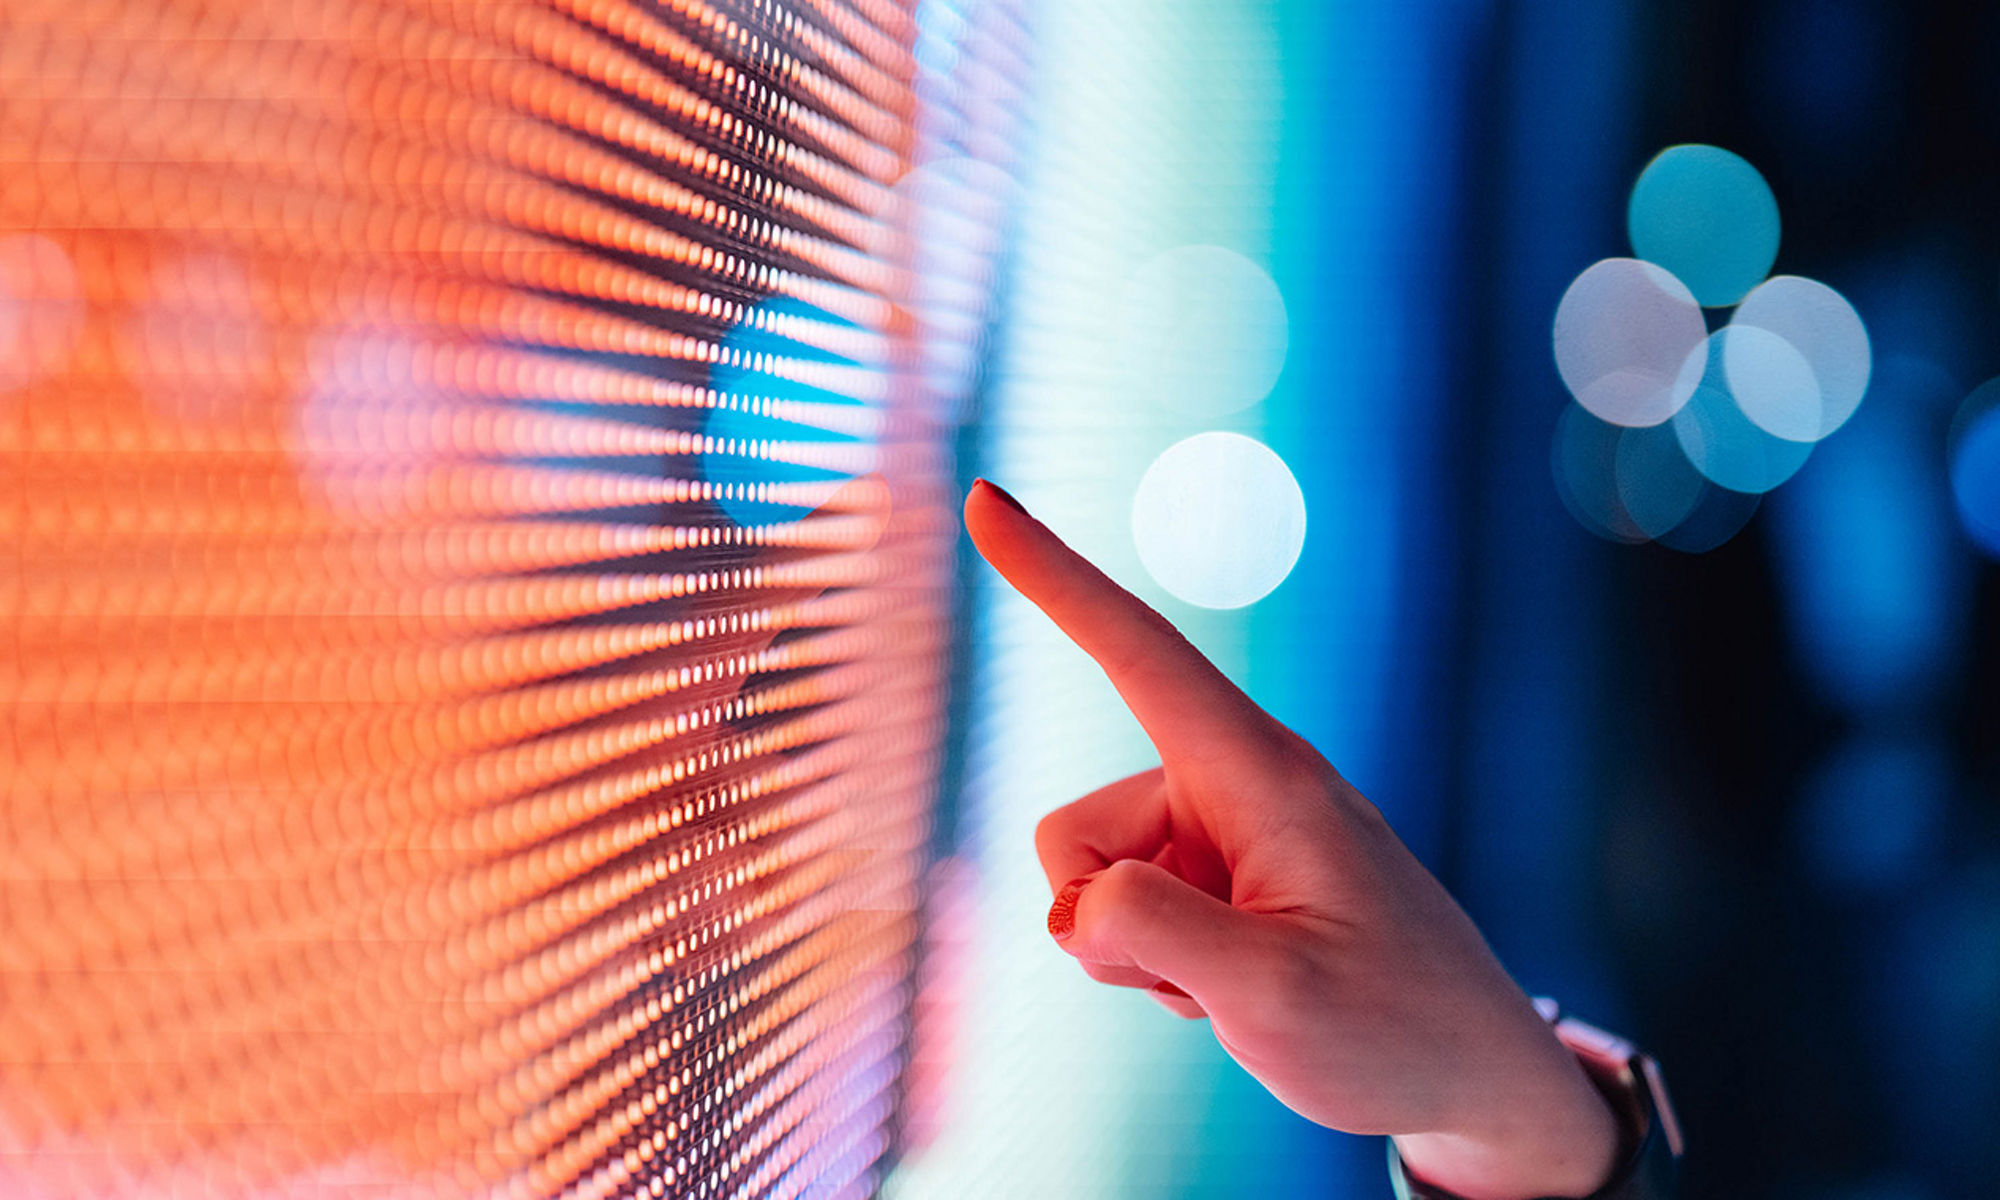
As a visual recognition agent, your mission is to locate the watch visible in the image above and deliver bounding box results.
[1385,1000,1683,1200]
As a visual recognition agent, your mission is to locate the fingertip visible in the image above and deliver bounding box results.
[972,477,1029,516]
[962,479,996,549]
[964,478,994,520]
[965,480,1041,582]
[1046,872,1096,943]
[964,478,1023,545]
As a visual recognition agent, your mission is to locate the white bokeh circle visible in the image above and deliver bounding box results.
[1718,324,1823,443]
[1671,336,1815,496]
[1552,258,1708,428]
[1131,432,1306,610]
[1729,275,1871,441]
[1117,246,1289,418]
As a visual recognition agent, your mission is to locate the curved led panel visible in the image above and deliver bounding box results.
[0,0,1022,1195]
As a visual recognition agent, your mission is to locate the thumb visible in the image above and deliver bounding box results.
[1049,859,1273,1004]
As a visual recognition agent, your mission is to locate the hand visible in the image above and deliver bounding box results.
[964,480,1623,1200]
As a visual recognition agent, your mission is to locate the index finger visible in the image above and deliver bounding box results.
[963,479,1272,760]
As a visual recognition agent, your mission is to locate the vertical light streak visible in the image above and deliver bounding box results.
[885,2,1289,1198]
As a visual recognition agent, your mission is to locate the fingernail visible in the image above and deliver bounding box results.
[1047,876,1090,942]
[1150,982,1191,1000]
[975,478,1029,516]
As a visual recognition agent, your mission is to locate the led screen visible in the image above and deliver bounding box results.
[0,1,1022,1195]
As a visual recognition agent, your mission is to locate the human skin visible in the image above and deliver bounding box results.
[963,479,1622,1200]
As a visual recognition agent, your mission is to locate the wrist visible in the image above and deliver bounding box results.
[1393,1019,1625,1200]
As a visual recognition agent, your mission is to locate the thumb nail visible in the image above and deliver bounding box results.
[1047,875,1091,942]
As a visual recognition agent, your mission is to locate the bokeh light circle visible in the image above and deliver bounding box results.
[1719,324,1823,443]
[1795,735,1949,894]
[1627,144,1781,307]
[1950,380,2000,558]
[1131,432,1306,609]
[1614,422,1706,538]
[1730,275,1872,440]
[0,233,83,393]
[1672,334,1814,494]
[297,330,448,522]
[125,252,271,424]
[1552,402,1647,544]
[1117,246,1289,418]
[1552,258,1707,428]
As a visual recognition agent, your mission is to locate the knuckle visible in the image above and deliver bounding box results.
[1084,858,1155,931]
[1092,857,1152,901]
[1032,810,1066,857]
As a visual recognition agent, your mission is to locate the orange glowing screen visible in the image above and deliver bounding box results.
[0,0,1017,1194]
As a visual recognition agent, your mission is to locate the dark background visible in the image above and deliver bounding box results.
[1436,2,2000,1196]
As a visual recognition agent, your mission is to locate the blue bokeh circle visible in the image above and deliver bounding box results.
[1628,144,1781,308]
